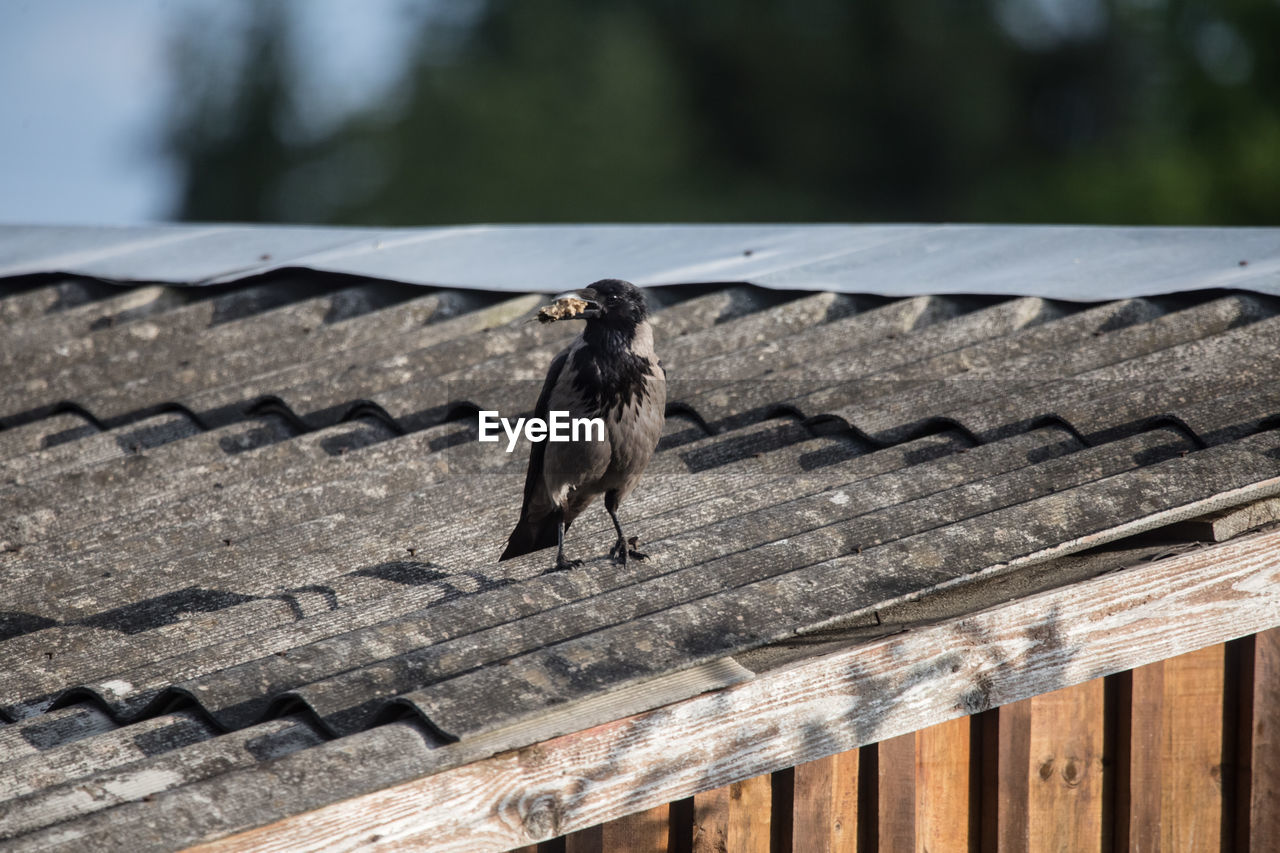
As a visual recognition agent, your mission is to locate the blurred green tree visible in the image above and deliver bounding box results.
[164,3,303,223]
[163,0,1280,225]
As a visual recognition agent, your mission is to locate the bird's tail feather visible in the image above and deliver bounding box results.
[499,513,560,561]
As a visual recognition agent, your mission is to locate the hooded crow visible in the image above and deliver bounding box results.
[500,279,666,570]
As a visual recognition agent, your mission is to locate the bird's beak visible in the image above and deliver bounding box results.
[538,288,602,323]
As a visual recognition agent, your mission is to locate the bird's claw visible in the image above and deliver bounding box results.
[552,557,583,572]
[610,540,649,565]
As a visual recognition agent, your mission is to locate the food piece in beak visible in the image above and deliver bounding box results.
[537,295,590,323]
[537,288,602,323]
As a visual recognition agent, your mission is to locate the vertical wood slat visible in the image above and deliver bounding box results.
[605,805,672,852]
[791,750,858,852]
[916,715,974,853]
[875,716,974,853]
[878,732,916,852]
[564,824,602,853]
[1249,627,1280,852]
[692,773,771,853]
[727,774,772,853]
[1114,661,1165,853]
[567,805,671,853]
[691,786,729,853]
[982,698,1032,853]
[1161,644,1227,853]
[1027,679,1107,853]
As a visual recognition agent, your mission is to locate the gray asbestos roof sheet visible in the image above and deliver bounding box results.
[2,239,1280,849]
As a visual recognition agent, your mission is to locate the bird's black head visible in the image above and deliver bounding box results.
[538,278,649,331]
[576,279,648,329]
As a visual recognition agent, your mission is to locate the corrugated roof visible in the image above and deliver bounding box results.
[1,223,1277,297]
[2,265,1280,850]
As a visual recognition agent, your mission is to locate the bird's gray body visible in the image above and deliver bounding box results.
[500,279,665,567]
[537,321,665,528]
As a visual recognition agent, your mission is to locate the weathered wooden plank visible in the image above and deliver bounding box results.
[1249,627,1280,852]
[1167,497,1280,543]
[1113,661,1164,853]
[603,805,671,853]
[1027,679,1106,853]
[691,786,729,853]
[620,805,673,853]
[1161,644,1226,852]
[726,774,771,853]
[791,751,857,853]
[981,699,1031,853]
[916,715,973,853]
[877,733,915,852]
[562,824,602,853]
[169,528,1280,853]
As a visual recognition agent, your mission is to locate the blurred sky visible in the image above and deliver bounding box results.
[0,0,422,226]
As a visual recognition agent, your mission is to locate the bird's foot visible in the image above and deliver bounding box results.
[611,537,649,565]
[552,557,582,572]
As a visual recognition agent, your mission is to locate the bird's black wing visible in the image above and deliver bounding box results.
[499,346,570,560]
[519,346,568,512]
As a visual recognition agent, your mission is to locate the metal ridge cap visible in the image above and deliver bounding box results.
[0,223,1276,299]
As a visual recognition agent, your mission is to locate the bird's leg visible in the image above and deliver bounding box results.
[606,492,647,565]
[554,508,581,572]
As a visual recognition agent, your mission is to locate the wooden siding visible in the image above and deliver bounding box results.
[513,628,1280,853]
